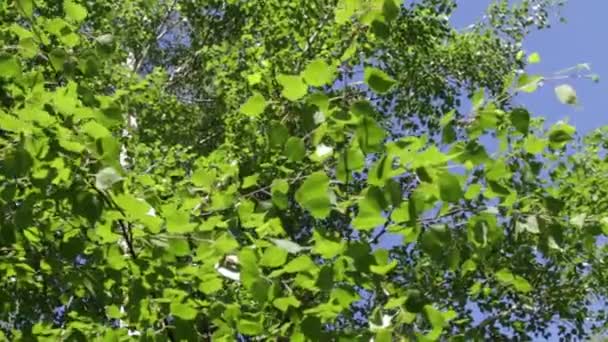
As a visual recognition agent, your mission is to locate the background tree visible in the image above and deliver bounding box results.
[1,0,606,340]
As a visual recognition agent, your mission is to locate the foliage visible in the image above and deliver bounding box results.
[1,0,607,340]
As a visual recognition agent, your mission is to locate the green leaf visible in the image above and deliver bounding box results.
[295,171,332,219]
[423,305,446,340]
[462,259,477,276]
[114,194,150,219]
[49,48,67,71]
[464,183,482,200]
[0,112,28,133]
[169,238,190,256]
[442,122,457,144]
[241,174,259,189]
[357,117,386,153]
[199,277,223,295]
[302,59,334,87]
[277,74,308,101]
[0,54,21,78]
[513,276,533,293]
[528,52,541,64]
[212,233,239,254]
[64,0,88,23]
[601,217,608,235]
[240,92,267,117]
[510,108,530,135]
[517,215,540,234]
[106,245,127,270]
[364,67,396,94]
[282,255,316,274]
[383,0,401,22]
[570,213,586,229]
[496,269,533,293]
[467,214,502,250]
[391,201,410,223]
[370,260,397,275]
[17,0,34,17]
[270,123,290,146]
[548,121,576,149]
[439,173,463,203]
[384,296,406,310]
[82,121,111,140]
[270,238,307,254]
[420,224,451,260]
[312,230,345,259]
[424,305,446,329]
[517,74,543,93]
[471,89,485,110]
[523,135,547,154]
[95,33,114,45]
[95,167,122,191]
[105,305,122,319]
[352,187,386,231]
[273,296,301,312]
[247,72,262,85]
[337,145,366,182]
[496,268,514,284]
[237,318,263,335]
[239,248,260,290]
[259,246,288,268]
[18,37,39,58]
[271,179,289,209]
[335,0,360,24]
[311,144,334,163]
[164,204,196,233]
[284,137,306,162]
[554,84,577,105]
[170,302,198,320]
[374,329,392,342]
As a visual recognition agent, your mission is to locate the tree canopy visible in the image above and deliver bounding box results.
[1,0,607,340]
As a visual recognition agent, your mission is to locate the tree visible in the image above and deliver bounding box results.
[1,0,606,340]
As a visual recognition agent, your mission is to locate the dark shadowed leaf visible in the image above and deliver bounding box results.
[364,67,396,94]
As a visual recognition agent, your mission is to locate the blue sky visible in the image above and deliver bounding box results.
[453,0,608,134]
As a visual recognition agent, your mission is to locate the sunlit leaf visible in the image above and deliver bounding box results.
[270,238,307,254]
[554,84,577,105]
[64,0,88,23]
[312,230,345,259]
[528,52,541,64]
[170,302,198,320]
[260,246,288,268]
[277,74,307,101]
[17,0,33,17]
[273,296,301,312]
[517,74,543,93]
[295,171,332,218]
[302,59,334,87]
[240,92,267,117]
[95,167,122,191]
[0,54,21,78]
